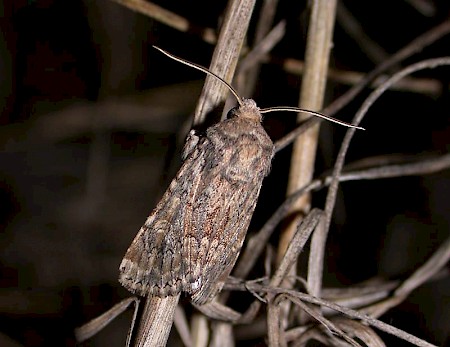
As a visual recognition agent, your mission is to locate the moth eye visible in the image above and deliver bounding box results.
[226,107,239,119]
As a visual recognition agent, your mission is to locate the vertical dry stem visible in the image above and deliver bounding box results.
[279,0,338,292]
[133,295,180,347]
[239,0,279,97]
[193,0,257,125]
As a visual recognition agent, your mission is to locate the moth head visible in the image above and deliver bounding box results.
[227,98,262,122]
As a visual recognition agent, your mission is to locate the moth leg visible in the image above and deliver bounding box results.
[182,130,199,161]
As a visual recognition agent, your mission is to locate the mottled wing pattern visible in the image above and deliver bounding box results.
[190,180,264,304]
[120,113,274,304]
[119,138,208,297]
[186,118,274,304]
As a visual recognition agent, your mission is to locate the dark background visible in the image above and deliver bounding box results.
[0,0,449,346]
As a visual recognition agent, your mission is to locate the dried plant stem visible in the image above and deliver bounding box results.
[238,0,280,96]
[282,16,450,149]
[74,297,139,343]
[283,295,361,346]
[404,0,436,16]
[321,57,450,302]
[229,283,437,347]
[283,59,443,94]
[270,209,323,288]
[365,235,450,318]
[281,1,338,316]
[236,20,286,89]
[193,0,257,125]
[324,18,450,116]
[209,322,234,347]
[173,306,193,347]
[318,55,450,299]
[266,3,340,332]
[275,18,450,155]
[336,2,390,65]
[292,57,450,347]
[234,152,450,283]
[109,0,217,44]
[133,295,180,347]
[191,314,209,347]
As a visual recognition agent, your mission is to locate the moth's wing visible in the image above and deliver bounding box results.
[186,131,273,305]
[119,143,206,297]
[190,179,264,305]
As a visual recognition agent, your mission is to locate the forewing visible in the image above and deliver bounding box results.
[119,142,206,297]
[190,180,263,305]
[186,127,273,304]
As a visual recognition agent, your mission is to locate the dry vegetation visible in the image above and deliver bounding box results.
[0,0,449,346]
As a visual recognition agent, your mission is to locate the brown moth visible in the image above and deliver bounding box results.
[119,47,363,305]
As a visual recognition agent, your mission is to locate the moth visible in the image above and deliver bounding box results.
[119,47,363,305]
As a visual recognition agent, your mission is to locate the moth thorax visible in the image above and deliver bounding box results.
[228,98,262,122]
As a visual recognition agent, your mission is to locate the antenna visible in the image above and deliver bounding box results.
[153,46,243,106]
[153,46,364,130]
[260,106,364,130]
